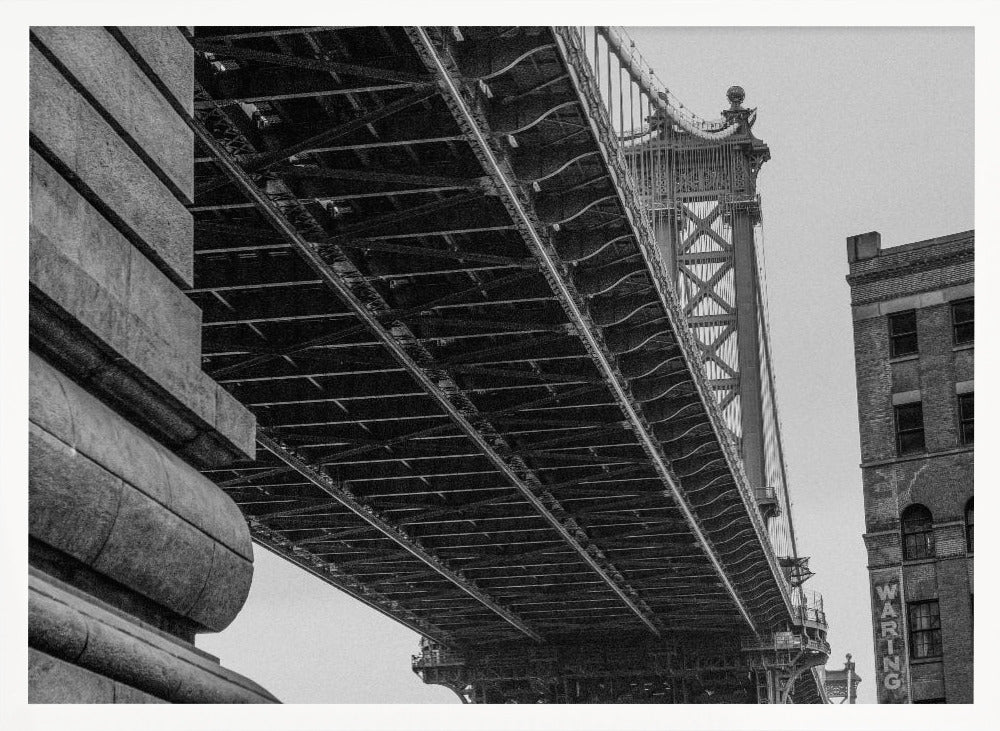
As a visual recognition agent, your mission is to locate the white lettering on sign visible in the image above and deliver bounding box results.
[873,578,907,702]
[875,584,898,601]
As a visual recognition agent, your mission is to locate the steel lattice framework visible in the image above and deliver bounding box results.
[181,25,828,703]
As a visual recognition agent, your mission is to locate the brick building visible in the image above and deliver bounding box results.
[846,230,973,704]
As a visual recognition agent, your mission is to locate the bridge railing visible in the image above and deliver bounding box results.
[792,589,827,628]
[568,27,740,139]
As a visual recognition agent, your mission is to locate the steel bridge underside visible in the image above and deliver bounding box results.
[190,26,793,656]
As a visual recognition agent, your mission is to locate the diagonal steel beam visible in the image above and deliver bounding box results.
[192,40,433,85]
[192,27,351,42]
[196,87,439,197]
[318,191,481,244]
[257,432,542,642]
[205,268,539,380]
[272,163,484,190]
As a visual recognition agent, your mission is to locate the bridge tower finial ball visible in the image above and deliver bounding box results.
[727,85,746,110]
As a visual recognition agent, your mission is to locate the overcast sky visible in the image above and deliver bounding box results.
[196,26,974,705]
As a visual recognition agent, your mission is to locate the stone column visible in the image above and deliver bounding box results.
[28,26,276,703]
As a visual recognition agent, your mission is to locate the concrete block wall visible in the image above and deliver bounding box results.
[28,27,275,703]
[848,232,973,704]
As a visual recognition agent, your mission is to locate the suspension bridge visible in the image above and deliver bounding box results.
[28,25,831,703]
[190,25,829,703]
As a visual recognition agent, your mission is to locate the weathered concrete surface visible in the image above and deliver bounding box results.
[30,649,166,704]
[31,26,194,201]
[29,150,202,372]
[30,574,277,703]
[117,26,195,115]
[30,42,193,285]
[28,25,271,703]
[28,154,255,460]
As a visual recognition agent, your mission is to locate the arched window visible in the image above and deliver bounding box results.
[901,504,934,560]
[965,499,974,554]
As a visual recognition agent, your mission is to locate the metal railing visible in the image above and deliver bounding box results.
[792,589,826,627]
[568,26,741,139]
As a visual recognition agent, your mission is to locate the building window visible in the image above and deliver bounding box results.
[894,401,925,455]
[901,504,934,560]
[908,600,942,659]
[888,310,918,357]
[965,498,974,554]
[952,298,973,345]
[958,392,974,445]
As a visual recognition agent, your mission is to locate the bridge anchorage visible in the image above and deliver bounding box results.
[189,25,830,702]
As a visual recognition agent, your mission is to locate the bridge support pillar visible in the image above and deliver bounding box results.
[743,631,830,704]
[28,26,275,703]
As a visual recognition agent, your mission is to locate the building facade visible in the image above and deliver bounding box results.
[846,230,974,704]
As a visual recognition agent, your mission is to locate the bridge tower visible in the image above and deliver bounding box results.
[822,654,862,704]
[624,82,799,559]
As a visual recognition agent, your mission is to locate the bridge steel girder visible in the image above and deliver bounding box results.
[408,26,791,636]
[183,25,803,657]
[187,52,668,640]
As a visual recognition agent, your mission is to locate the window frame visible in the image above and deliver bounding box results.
[951,297,974,345]
[888,310,919,358]
[908,600,942,660]
[894,401,926,456]
[901,504,934,561]
[958,392,974,445]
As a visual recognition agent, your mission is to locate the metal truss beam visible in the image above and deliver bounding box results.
[193,27,352,42]
[256,432,542,641]
[233,87,436,177]
[222,381,607,490]
[203,269,540,381]
[192,40,433,85]
[273,163,484,190]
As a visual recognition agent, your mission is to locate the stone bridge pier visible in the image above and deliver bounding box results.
[28,26,275,703]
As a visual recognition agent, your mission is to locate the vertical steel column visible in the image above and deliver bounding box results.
[732,202,767,490]
[651,193,678,285]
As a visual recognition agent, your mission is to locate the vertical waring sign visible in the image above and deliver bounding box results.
[872,575,909,703]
